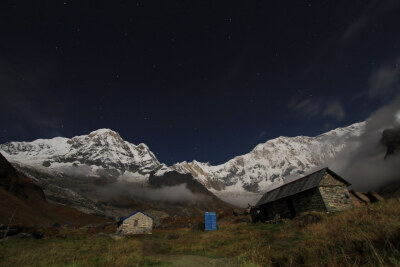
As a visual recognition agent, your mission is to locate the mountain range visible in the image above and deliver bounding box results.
[0,122,365,216]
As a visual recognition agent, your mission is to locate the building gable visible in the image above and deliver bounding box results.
[123,212,153,225]
[256,168,351,207]
[320,169,351,187]
[118,211,154,235]
[318,171,353,212]
[121,211,154,222]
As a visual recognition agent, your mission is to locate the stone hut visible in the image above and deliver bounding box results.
[251,168,353,222]
[117,211,154,235]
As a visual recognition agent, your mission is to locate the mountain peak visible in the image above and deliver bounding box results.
[0,128,161,174]
[88,128,119,136]
[171,121,366,194]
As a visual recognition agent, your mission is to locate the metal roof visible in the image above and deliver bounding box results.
[256,167,350,206]
[121,211,154,221]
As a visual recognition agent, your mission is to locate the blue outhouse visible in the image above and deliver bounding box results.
[204,212,217,231]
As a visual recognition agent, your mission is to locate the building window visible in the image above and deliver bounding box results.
[134,220,138,226]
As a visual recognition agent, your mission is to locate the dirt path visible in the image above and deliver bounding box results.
[141,238,237,266]
[156,254,237,267]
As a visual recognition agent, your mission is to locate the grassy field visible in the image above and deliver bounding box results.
[0,198,399,267]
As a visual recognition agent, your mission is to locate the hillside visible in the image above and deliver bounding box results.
[1,197,399,266]
[0,153,107,226]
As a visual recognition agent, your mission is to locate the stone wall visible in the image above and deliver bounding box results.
[262,188,326,219]
[118,212,153,235]
[291,188,327,213]
[318,173,353,212]
[258,171,354,221]
[264,198,292,219]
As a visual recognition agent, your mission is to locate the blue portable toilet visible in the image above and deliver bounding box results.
[205,212,217,231]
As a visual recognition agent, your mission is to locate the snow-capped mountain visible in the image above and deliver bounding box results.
[0,128,168,178]
[0,129,226,216]
[172,122,366,194]
[0,122,366,209]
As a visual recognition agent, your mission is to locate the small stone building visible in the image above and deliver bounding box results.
[117,211,154,235]
[251,168,354,222]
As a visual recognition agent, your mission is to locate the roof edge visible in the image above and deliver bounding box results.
[255,167,351,206]
[325,168,351,186]
[121,211,155,221]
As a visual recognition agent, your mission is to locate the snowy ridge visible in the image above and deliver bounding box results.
[172,122,366,193]
[0,122,365,196]
[0,128,167,180]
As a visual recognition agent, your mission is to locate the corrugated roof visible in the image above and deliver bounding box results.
[256,167,350,206]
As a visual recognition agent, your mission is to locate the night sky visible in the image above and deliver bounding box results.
[1,1,400,165]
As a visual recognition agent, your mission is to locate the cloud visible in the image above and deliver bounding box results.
[341,0,400,43]
[290,97,346,122]
[258,131,266,138]
[57,165,93,177]
[117,171,148,183]
[96,182,206,204]
[368,61,400,97]
[323,101,346,121]
[216,191,261,208]
[342,16,368,43]
[327,96,400,191]
[289,97,322,119]
[286,95,400,192]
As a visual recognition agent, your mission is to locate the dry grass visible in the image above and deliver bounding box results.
[0,199,399,266]
[0,237,171,267]
[242,198,400,266]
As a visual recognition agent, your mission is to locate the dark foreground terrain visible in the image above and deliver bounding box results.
[1,198,399,267]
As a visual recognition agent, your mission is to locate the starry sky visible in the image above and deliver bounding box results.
[1,1,400,165]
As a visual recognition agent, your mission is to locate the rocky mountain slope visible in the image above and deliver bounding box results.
[0,128,166,176]
[172,122,365,195]
[0,129,232,218]
[0,122,366,211]
[0,152,107,225]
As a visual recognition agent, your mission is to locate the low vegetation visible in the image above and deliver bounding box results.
[1,198,399,266]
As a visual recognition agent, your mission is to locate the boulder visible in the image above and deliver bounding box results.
[233,209,244,216]
[233,218,251,224]
[110,234,124,240]
[94,232,110,238]
[350,193,365,207]
[350,190,371,204]
[291,211,324,228]
[190,222,205,231]
[12,233,34,239]
[366,191,385,203]
[0,228,19,237]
